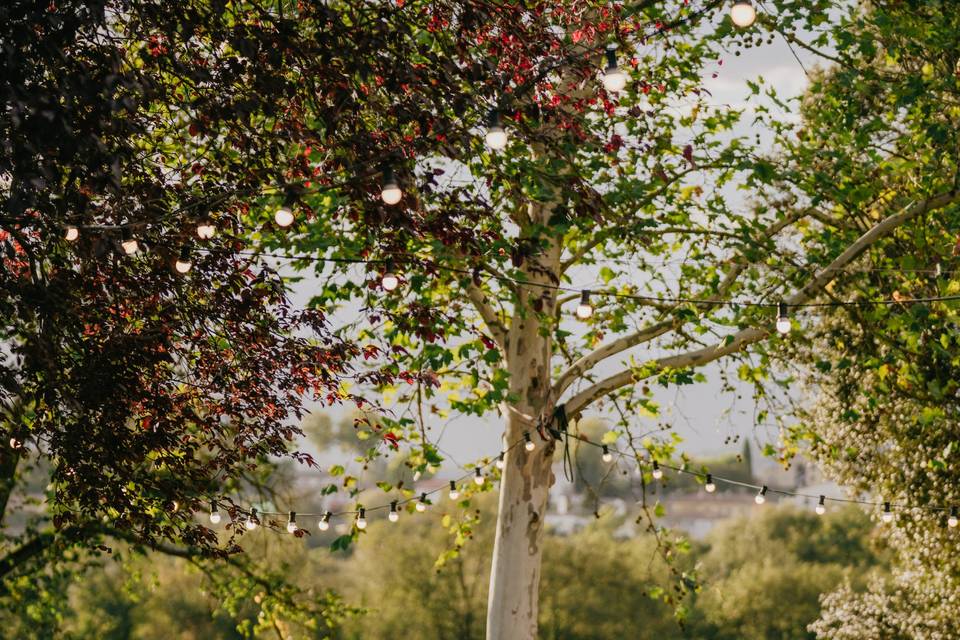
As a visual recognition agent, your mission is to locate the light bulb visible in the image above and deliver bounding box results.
[318,512,331,531]
[730,1,756,28]
[175,246,192,274]
[209,502,221,524]
[286,512,298,534]
[381,167,402,205]
[196,220,216,239]
[524,432,536,452]
[949,507,959,528]
[601,445,613,463]
[64,226,79,242]
[474,468,484,486]
[121,232,139,255]
[245,509,259,530]
[704,474,716,493]
[602,47,627,93]
[816,496,826,515]
[485,109,508,150]
[356,508,367,530]
[381,273,400,291]
[274,206,294,227]
[652,461,663,480]
[576,290,594,319]
[449,481,460,501]
[495,453,505,470]
[776,302,791,335]
[389,501,400,522]
[755,486,767,505]
[881,502,894,523]
[416,493,428,512]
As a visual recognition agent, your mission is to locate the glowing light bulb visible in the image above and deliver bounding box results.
[381,168,402,205]
[485,109,508,150]
[287,512,298,534]
[175,246,192,274]
[652,460,663,480]
[576,290,594,319]
[274,206,294,227]
[730,0,757,28]
[121,229,139,255]
[416,493,428,512]
[704,474,716,493]
[196,219,216,239]
[474,468,484,486]
[755,486,768,505]
[318,512,331,531]
[64,226,79,242]
[816,495,826,515]
[601,445,613,463]
[209,502,221,524]
[449,481,460,501]
[389,501,400,522]
[949,507,958,528]
[881,502,894,524]
[602,47,627,93]
[245,509,259,530]
[776,302,791,335]
[524,432,536,452]
[356,508,367,530]
[495,453,505,470]
[381,272,400,291]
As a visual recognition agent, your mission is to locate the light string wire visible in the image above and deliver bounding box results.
[224,409,960,532]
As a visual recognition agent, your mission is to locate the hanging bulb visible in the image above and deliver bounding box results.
[175,245,192,274]
[64,226,79,242]
[209,501,221,524]
[245,508,259,530]
[416,493,428,512]
[485,109,508,150]
[601,445,613,463]
[449,481,460,501]
[356,508,367,530]
[274,205,295,227]
[881,502,894,524]
[196,218,216,239]
[120,228,139,255]
[286,511,298,534]
[381,271,400,291]
[381,167,402,205]
[389,501,400,522]
[704,474,716,493]
[495,452,506,470]
[776,302,791,335]
[318,511,331,531]
[755,486,768,505]
[949,507,959,528]
[652,460,663,480]
[576,290,594,319]
[601,46,628,93]
[730,0,757,28]
[815,495,826,515]
[474,467,484,486]
[524,431,536,452]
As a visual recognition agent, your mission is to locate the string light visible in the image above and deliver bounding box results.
[245,508,259,530]
[601,46,627,92]
[64,226,79,242]
[474,467,484,486]
[816,495,827,515]
[776,302,791,334]
[601,445,613,463]
[448,481,460,500]
[950,507,958,528]
[381,270,400,291]
[755,485,768,504]
[704,474,716,493]
[287,511,298,534]
[882,502,894,523]
[356,508,367,530]
[652,460,663,480]
[416,492,428,512]
[389,500,400,522]
[575,290,594,319]
[175,246,192,274]
[730,0,757,28]
[524,431,536,452]
[495,452,505,469]
[380,167,402,205]
[318,511,331,531]
[196,218,216,239]
[274,204,295,228]
[209,501,221,524]
[485,109,508,150]
[120,228,139,255]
